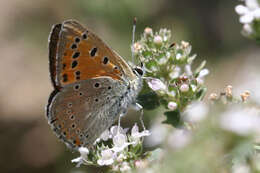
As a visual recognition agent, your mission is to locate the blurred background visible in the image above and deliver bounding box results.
[0,0,259,172]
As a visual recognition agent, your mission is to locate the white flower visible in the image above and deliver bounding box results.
[71,157,84,167]
[158,56,168,65]
[245,0,259,10]
[153,35,163,45]
[168,129,191,150]
[196,68,209,85]
[79,147,89,158]
[112,133,131,152]
[240,13,254,23]
[190,84,197,92]
[176,53,182,60]
[209,93,218,101]
[117,153,127,162]
[185,65,192,76]
[71,147,89,167]
[232,163,250,173]
[169,66,181,79]
[168,102,178,110]
[135,160,148,169]
[110,125,127,137]
[242,24,253,36]
[220,107,260,136]
[196,78,204,85]
[147,78,167,91]
[184,102,209,123]
[100,129,111,141]
[235,0,260,24]
[97,149,115,166]
[145,123,167,147]
[169,90,176,97]
[144,27,153,36]
[198,69,209,78]
[180,84,189,92]
[133,42,142,54]
[120,162,131,172]
[131,124,151,146]
[235,5,250,15]
[253,9,260,18]
[181,41,189,48]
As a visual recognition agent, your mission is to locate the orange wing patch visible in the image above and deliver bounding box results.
[51,20,133,87]
[60,33,122,86]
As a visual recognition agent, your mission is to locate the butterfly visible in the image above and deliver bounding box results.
[46,20,144,149]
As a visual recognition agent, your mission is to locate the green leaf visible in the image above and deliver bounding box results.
[137,91,160,110]
[163,110,182,127]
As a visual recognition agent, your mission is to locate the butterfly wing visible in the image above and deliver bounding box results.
[48,19,136,88]
[47,77,127,149]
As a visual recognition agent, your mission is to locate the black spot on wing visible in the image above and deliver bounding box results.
[90,47,98,57]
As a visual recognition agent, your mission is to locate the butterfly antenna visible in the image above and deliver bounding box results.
[131,17,137,64]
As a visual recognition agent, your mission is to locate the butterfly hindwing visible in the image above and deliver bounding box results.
[47,77,127,148]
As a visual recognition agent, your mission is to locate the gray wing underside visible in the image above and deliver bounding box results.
[47,77,127,149]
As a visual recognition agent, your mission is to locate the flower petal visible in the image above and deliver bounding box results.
[147,78,166,91]
[240,13,254,24]
[235,5,249,15]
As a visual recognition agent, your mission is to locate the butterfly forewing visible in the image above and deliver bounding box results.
[49,23,62,90]
[49,20,136,88]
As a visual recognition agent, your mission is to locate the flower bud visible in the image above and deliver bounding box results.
[154,35,163,45]
[180,84,189,92]
[168,102,178,110]
[209,93,218,101]
[147,78,166,91]
[225,85,233,97]
[144,27,153,36]
[241,90,250,102]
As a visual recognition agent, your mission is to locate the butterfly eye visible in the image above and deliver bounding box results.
[134,67,143,76]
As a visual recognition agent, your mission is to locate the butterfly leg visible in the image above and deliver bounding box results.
[131,103,145,130]
[117,109,127,134]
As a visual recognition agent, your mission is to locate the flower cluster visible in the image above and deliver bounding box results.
[235,0,260,41]
[148,85,260,173]
[134,27,208,127]
[71,124,150,171]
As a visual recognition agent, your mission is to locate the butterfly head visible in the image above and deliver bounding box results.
[133,62,145,77]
